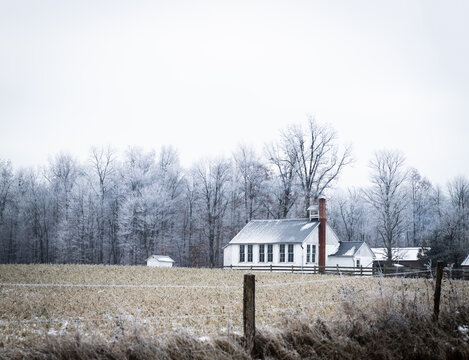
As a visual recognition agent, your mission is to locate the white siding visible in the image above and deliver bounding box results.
[223,245,233,266]
[224,243,306,267]
[328,256,354,267]
[354,244,374,267]
[147,259,173,267]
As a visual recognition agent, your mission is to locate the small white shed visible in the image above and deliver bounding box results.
[462,254,469,268]
[146,255,175,268]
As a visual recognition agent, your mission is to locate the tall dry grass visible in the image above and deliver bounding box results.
[1,294,468,359]
[0,265,468,359]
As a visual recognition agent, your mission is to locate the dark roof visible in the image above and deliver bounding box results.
[228,219,320,244]
[329,241,365,257]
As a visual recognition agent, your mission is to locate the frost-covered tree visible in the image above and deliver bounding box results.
[280,117,352,213]
[233,145,269,224]
[265,141,298,218]
[407,168,434,246]
[193,159,231,267]
[331,188,368,242]
[364,150,408,265]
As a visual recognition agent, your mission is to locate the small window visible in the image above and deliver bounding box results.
[312,245,316,263]
[239,245,245,262]
[267,244,273,262]
[247,245,253,262]
[288,244,294,262]
[306,245,311,263]
[279,244,285,262]
[356,259,360,267]
[259,244,265,262]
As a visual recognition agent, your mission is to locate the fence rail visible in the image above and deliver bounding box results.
[224,264,469,279]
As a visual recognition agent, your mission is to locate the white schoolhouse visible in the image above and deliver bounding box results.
[223,198,374,269]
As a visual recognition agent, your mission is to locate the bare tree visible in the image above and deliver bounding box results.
[45,153,81,263]
[447,176,469,250]
[265,142,298,218]
[0,160,14,226]
[194,159,230,267]
[364,150,408,265]
[282,117,352,211]
[335,188,366,242]
[90,146,115,263]
[234,145,268,223]
[408,168,433,246]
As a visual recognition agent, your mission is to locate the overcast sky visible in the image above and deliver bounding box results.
[1,0,468,188]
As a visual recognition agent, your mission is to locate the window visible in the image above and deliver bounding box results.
[288,244,294,262]
[239,245,245,262]
[306,245,311,263]
[267,244,273,262]
[356,259,360,267]
[312,245,316,263]
[279,244,285,262]
[259,245,265,262]
[247,245,253,262]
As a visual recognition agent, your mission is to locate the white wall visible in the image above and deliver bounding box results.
[328,256,354,267]
[355,244,374,267]
[147,259,173,267]
[224,243,306,267]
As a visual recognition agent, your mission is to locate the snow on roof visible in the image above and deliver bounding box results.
[329,241,364,257]
[147,255,175,262]
[228,219,320,244]
[462,254,469,266]
[371,247,429,262]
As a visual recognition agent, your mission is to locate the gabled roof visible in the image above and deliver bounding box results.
[146,255,175,262]
[228,219,320,244]
[462,254,469,266]
[329,241,365,257]
[371,247,429,262]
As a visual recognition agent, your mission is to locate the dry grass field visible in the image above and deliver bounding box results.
[0,264,468,359]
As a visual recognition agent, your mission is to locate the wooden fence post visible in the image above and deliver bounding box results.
[243,274,256,356]
[336,264,339,275]
[360,265,363,276]
[270,264,272,272]
[291,265,294,273]
[433,261,444,322]
[314,265,316,274]
[383,264,387,276]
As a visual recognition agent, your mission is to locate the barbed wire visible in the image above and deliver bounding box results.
[0,282,241,289]
[0,269,450,291]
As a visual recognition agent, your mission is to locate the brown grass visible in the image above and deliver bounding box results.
[0,265,468,359]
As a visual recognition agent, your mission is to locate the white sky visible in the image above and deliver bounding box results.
[1,0,468,188]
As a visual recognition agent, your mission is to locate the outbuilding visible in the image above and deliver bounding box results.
[146,255,175,268]
[462,254,469,269]
[371,247,429,269]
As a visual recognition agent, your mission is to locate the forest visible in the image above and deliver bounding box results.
[0,118,468,267]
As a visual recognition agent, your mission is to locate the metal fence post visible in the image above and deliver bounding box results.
[243,274,256,356]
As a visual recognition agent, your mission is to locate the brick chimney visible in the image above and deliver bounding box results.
[318,197,326,269]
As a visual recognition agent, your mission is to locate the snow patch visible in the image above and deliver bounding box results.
[300,223,315,231]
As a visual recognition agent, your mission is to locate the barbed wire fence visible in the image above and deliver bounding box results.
[0,265,467,350]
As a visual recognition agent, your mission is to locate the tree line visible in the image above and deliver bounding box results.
[0,118,467,267]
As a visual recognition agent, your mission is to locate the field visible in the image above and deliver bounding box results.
[1,265,469,359]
